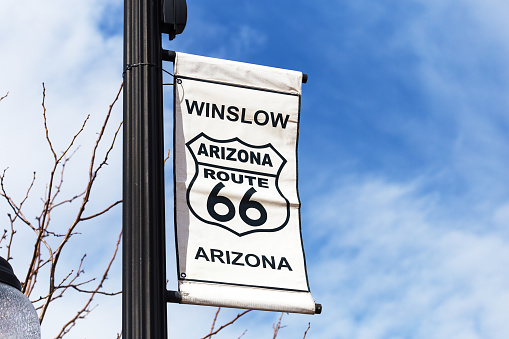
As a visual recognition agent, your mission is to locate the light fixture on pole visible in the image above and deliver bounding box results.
[162,0,187,40]
[0,257,41,339]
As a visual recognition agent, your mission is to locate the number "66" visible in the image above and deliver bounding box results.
[207,183,267,227]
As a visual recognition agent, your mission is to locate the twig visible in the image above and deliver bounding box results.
[57,116,89,163]
[38,82,123,323]
[50,191,86,210]
[302,322,311,339]
[0,169,39,263]
[42,83,56,159]
[7,217,16,260]
[42,83,89,163]
[80,200,122,221]
[209,307,221,337]
[2,82,124,334]
[7,171,36,259]
[49,153,72,208]
[272,313,286,339]
[67,286,121,296]
[200,310,252,339]
[164,149,171,165]
[32,256,86,305]
[0,169,34,229]
[55,230,122,338]
[91,119,122,178]
[88,83,123,180]
[0,91,8,102]
[0,229,7,247]
[24,83,90,297]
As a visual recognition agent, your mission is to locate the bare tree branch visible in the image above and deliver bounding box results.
[50,191,86,211]
[92,119,122,177]
[0,229,7,247]
[200,310,252,339]
[0,169,35,229]
[272,313,287,339]
[24,83,92,298]
[80,200,122,221]
[0,91,8,102]
[302,322,311,339]
[7,216,16,261]
[65,285,121,296]
[1,82,124,337]
[164,149,170,165]
[1,170,41,266]
[55,230,122,338]
[209,307,221,337]
[42,83,56,159]
[49,148,82,211]
[32,256,86,307]
[37,82,123,323]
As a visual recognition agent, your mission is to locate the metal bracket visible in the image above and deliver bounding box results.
[162,49,176,62]
[167,290,182,303]
[161,49,308,84]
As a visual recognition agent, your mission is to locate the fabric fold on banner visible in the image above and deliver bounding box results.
[173,52,317,314]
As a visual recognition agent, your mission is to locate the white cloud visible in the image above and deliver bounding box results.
[302,176,509,339]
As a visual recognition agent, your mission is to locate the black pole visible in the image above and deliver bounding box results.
[123,0,167,338]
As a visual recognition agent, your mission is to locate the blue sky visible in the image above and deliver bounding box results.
[1,0,509,338]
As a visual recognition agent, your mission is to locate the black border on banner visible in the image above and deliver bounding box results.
[172,73,312,294]
[176,75,301,97]
[180,278,309,294]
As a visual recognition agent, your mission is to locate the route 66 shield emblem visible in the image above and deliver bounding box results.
[186,133,290,236]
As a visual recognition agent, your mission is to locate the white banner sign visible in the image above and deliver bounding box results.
[173,52,317,314]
